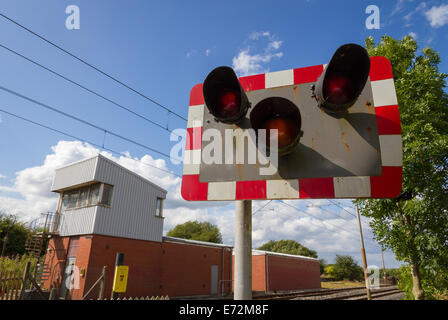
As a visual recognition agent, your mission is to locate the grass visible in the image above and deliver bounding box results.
[0,254,39,275]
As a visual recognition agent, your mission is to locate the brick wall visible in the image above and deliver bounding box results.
[43,234,233,299]
[266,255,321,291]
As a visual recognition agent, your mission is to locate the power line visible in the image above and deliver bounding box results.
[252,200,273,216]
[280,201,358,236]
[305,199,355,222]
[305,199,370,229]
[0,107,182,178]
[328,199,357,218]
[0,85,172,159]
[0,12,187,122]
[0,43,179,135]
[327,199,371,229]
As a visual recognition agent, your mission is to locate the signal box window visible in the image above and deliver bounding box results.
[155,198,164,218]
[60,183,114,212]
[100,184,114,206]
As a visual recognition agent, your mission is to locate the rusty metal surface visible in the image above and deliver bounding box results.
[200,79,381,182]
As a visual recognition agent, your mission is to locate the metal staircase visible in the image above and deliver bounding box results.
[25,212,59,258]
[25,232,45,258]
[24,212,59,286]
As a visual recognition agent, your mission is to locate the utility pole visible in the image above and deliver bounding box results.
[381,248,387,282]
[355,203,372,300]
[234,200,252,300]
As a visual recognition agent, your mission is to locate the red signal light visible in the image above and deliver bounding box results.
[313,43,370,114]
[323,74,355,105]
[216,90,241,119]
[250,97,302,155]
[203,66,249,124]
[261,118,299,149]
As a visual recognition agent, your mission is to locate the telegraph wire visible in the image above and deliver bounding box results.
[322,199,371,229]
[328,199,357,218]
[305,199,355,221]
[305,199,371,229]
[0,85,172,159]
[0,43,180,136]
[252,200,273,216]
[0,12,187,122]
[280,201,359,236]
[0,107,182,178]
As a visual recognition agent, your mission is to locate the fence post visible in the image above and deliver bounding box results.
[19,262,31,300]
[98,266,107,300]
[49,287,57,300]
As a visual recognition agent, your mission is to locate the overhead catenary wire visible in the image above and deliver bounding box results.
[252,200,273,216]
[0,12,187,122]
[0,85,172,159]
[0,43,180,136]
[305,199,370,229]
[328,199,358,218]
[325,199,371,229]
[0,107,182,178]
[280,201,359,236]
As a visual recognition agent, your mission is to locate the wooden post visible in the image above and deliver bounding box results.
[49,287,57,300]
[19,262,31,300]
[98,266,107,300]
[355,203,372,300]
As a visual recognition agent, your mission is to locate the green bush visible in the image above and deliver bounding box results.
[328,255,364,281]
[0,254,39,275]
[397,265,448,300]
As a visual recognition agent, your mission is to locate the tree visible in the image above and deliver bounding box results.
[319,258,327,275]
[257,240,318,258]
[0,212,29,256]
[357,35,448,299]
[328,255,364,281]
[166,220,223,243]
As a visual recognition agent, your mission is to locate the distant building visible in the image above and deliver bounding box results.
[43,154,320,299]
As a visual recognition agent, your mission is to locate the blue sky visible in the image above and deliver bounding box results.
[0,0,447,268]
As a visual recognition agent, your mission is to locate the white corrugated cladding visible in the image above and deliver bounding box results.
[52,154,167,242]
[52,157,99,236]
[51,156,98,191]
[93,155,166,242]
[58,207,97,236]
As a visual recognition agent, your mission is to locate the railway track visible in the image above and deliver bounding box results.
[253,285,402,300]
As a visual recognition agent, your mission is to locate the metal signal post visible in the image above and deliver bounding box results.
[234,200,253,300]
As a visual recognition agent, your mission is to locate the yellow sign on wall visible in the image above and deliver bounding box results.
[112,265,129,293]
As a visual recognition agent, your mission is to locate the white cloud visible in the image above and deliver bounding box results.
[408,31,418,39]
[232,31,284,77]
[425,4,448,27]
[0,173,7,179]
[205,49,211,56]
[0,140,180,220]
[186,49,197,59]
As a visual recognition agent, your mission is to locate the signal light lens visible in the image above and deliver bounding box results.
[216,90,241,119]
[250,97,302,156]
[313,43,370,114]
[323,74,355,105]
[203,66,249,124]
[262,118,299,149]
